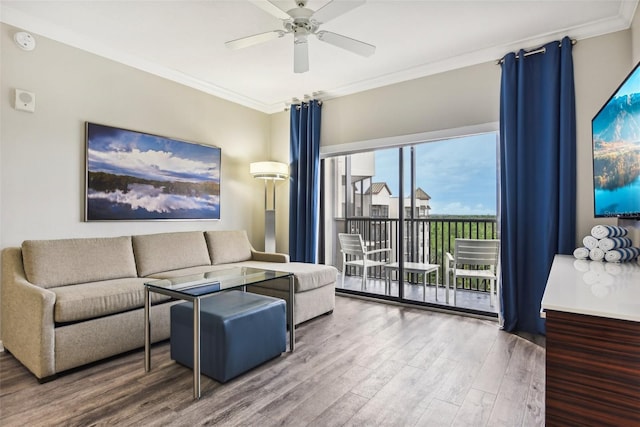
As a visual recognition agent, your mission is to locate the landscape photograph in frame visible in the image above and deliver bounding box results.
[86,122,221,221]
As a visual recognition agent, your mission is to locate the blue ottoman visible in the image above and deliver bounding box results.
[170,290,286,383]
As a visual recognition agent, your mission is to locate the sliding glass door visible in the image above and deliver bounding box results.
[322,133,499,315]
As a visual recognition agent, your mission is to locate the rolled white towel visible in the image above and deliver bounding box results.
[573,247,590,260]
[582,235,599,250]
[591,225,628,239]
[589,247,605,261]
[598,237,633,251]
[604,247,640,263]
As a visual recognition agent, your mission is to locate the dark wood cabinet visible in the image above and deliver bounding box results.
[545,309,640,426]
[542,255,640,427]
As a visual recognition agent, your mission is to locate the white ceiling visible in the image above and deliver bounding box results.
[1,0,637,113]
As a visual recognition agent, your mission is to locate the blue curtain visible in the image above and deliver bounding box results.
[499,36,576,335]
[289,100,322,263]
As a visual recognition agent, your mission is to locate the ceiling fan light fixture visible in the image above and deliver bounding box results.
[294,34,309,73]
[227,0,375,73]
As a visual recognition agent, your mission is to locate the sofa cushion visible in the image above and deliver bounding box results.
[133,232,211,277]
[51,278,170,323]
[237,261,337,292]
[22,236,138,289]
[205,230,253,265]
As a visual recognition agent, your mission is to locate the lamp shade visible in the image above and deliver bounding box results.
[250,161,289,180]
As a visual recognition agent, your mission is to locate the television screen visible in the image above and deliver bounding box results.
[592,62,640,219]
[85,123,221,221]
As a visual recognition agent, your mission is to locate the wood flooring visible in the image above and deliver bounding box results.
[0,295,545,426]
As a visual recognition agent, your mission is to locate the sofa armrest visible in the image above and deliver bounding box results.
[251,249,289,263]
[1,247,56,379]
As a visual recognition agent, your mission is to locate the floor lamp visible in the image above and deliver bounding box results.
[250,161,289,253]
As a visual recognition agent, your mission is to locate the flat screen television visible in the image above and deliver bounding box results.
[592,62,640,219]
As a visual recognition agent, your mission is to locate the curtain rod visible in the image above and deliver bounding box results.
[284,94,323,111]
[496,38,577,65]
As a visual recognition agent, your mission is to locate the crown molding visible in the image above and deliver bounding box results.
[3,2,636,116]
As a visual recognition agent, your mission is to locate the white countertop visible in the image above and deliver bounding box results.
[541,254,640,322]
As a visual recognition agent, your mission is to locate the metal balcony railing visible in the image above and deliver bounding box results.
[343,216,498,292]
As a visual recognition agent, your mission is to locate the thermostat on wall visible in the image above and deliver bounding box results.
[15,89,35,112]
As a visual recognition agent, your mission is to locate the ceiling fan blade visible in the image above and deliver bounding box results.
[316,31,375,57]
[294,35,309,73]
[249,0,291,20]
[225,30,286,50]
[312,0,366,24]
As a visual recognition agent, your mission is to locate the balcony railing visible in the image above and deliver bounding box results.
[343,216,498,293]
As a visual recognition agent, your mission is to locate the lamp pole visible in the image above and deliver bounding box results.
[264,178,277,253]
[250,161,289,252]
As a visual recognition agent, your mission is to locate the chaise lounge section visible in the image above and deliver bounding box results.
[1,230,337,380]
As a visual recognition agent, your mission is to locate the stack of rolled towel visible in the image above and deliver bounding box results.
[573,225,640,263]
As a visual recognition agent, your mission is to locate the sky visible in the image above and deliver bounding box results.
[372,133,498,215]
[87,123,220,183]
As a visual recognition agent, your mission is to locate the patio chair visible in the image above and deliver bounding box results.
[338,233,391,291]
[445,238,500,306]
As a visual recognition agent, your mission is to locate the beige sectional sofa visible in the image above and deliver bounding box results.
[1,230,337,381]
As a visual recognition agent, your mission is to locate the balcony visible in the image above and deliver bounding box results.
[333,216,499,315]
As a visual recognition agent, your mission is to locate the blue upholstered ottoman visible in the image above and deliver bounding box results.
[170,290,286,383]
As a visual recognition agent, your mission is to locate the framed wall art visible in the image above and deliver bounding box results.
[85,122,221,221]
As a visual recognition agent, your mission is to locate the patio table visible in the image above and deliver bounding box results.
[384,262,440,301]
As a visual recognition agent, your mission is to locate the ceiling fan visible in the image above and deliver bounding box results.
[225,0,376,73]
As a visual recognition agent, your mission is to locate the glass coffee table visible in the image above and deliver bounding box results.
[144,266,294,399]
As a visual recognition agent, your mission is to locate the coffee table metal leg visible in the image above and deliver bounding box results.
[193,298,201,399]
[289,276,295,352]
[144,287,151,372]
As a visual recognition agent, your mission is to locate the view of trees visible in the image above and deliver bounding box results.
[88,171,220,197]
[593,142,640,190]
[428,215,498,263]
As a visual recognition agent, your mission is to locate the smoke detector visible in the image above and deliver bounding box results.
[14,32,36,51]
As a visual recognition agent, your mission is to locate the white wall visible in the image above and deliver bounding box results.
[268,110,290,253]
[321,61,500,146]
[1,23,271,249]
[632,5,640,63]
[573,30,635,239]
